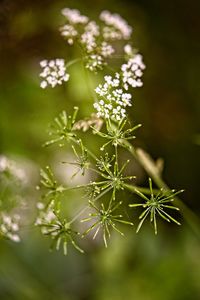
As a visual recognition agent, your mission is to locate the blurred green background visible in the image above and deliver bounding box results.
[0,0,200,299]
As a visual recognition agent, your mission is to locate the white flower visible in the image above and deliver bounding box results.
[61,8,88,24]
[40,59,70,88]
[124,44,135,57]
[85,54,104,72]
[60,24,78,45]
[0,155,26,181]
[0,156,8,172]
[10,234,20,242]
[100,10,132,40]
[0,213,21,242]
[35,204,56,227]
[94,73,132,121]
[121,54,145,89]
[81,21,100,52]
[100,41,115,57]
[36,202,45,210]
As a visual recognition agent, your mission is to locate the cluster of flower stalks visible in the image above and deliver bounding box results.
[35,8,184,255]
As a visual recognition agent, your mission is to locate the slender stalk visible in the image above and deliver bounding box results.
[66,58,82,68]
[124,184,160,195]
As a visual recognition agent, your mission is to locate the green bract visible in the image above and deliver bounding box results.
[81,200,133,247]
[129,178,183,234]
[43,107,79,147]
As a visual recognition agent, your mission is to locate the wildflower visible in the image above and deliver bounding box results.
[60,8,89,45]
[81,21,100,52]
[100,10,132,40]
[100,41,115,58]
[40,59,70,88]
[93,73,132,121]
[35,204,83,254]
[81,200,133,247]
[0,156,7,172]
[61,8,88,24]
[35,203,56,226]
[121,54,145,90]
[39,166,65,203]
[85,54,104,72]
[124,44,133,56]
[0,213,21,242]
[0,155,26,182]
[80,23,114,72]
[63,140,90,178]
[44,107,79,147]
[93,156,135,201]
[124,44,137,58]
[59,24,78,45]
[92,118,141,151]
[129,178,183,234]
[85,183,101,200]
[96,153,115,172]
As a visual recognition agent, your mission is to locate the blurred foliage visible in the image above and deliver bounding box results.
[0,0,200,299]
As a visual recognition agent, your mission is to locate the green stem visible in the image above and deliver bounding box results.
[66,58,82,68]
[124,184,160,195]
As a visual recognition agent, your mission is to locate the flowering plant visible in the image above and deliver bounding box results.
[2,7,197,255]
[33,8,188,255]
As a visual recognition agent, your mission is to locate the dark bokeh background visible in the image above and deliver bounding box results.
[0,0,200,299]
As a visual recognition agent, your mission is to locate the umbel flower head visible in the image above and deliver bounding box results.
[43,107,79,147]
[59,8,134,73]
[93,154,136,201]
[93,73,132,121]
[92,117,141,151]
[62,140,90,178]
[0,213,21,242]
[81,200,133,247]
[40,59,70,88]
[129,178,183,234]
[61,8,89,24]
[35,202,84,255]
[100,10,132,40]
[121,54,146,90]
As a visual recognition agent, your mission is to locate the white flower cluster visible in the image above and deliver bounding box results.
[0,155,26,182]
[100,41,115,57]
[35,202,56,232]
[124,44,135,57]
[40,59,70,89]
[61,8,88,24]
[0,213,21,242]
[80,21,114,71]
[121,54,146,89]
[100,10,132,40]
[60,24,78,45]
[84,43,114,72]
[94,73,132,121]
[60,8,135,72]
[60,8,89,46]
[81,21,100,52]
[85,54,104,72]
[35,202,64,238]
